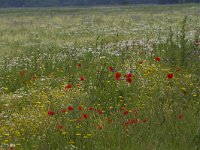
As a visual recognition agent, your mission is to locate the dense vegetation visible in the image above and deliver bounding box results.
[0,4,200,150]
[0,0,200,7]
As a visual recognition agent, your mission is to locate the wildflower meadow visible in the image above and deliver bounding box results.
[0,4,199,150]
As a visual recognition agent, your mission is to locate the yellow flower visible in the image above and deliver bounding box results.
[62,132,68,135]
[87,134,92,137]
[181,87,186,91]
[69,141,75,144]
[4,139,9,143]
[15,131,21,137]
[4,133,9,136]
[192,93,197,97]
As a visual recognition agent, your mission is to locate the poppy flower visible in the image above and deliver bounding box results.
[155,57,161,62]
[107,118,112,122]
[115,72,121,80]
[65,84,72,90]
[178,113,184,120]
[88,107,94,111]
[97,110,103,115]
[132,109,138,116]
[10,144,15,150]
[80,76,85,81]
[79,116,83,122]
[98,125,103,130]
[57,125,64,129]
[123,111,129,115]
[126,77,132,84]
[130,119,139,124]
[78,106,83,111]
[109,66,114,72]
[31,75,37,81]
[121,107,126,111]
[126,73,133,78]
[142,118,147,123]
[139,61,143,64]
[68,106,74,111]
[48,110,55,116]
[77,63,82,68]
[124,121,131,127]
[83,114,89,119]
[61,109,67,113]
[167,73,174,79]
[195,39,199,46]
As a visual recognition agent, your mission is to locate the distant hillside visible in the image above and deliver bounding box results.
[0,0,200,7]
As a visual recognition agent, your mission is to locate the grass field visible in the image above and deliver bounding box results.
[0,4,200,150]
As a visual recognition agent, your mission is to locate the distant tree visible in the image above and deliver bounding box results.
[120,0,129,5]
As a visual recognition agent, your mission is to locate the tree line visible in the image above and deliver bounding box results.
[0,0,199,7]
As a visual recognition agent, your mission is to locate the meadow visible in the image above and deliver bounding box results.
[0,4,200,150]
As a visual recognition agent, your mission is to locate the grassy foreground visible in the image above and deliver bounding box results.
[0,5,200,150]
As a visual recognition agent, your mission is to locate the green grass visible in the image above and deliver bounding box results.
[0,5,200,150]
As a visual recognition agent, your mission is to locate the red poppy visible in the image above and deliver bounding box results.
[10,146,14,150]
[124,121,131,127]
[123,111,129,115]
[98,125,103,130]
[48,110,55,116]
[115,72,121,80]
[126,77,132,84]
[109,66,114,72]
[77,63,82,68]
[68,106,74,111]
[76,84,81,87]
[80,76,85,81]
[178,113,184,120]
[155,57,161,62]
[57,125,64,129]
[195,39,199,46]
[133,109,138,116]
[107,118,112,122]
[97,110,103,115]
[142,118,147,123]
[167,73,174,79]
[65,84,72,90]
[126,73,133,78]
[130,119,139,124]
[78,106,83,111]
[31,75,37,81]
[88,107,94,111]
[61,109,67,113]
[83,114,89,119]
[121,107,126,111]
